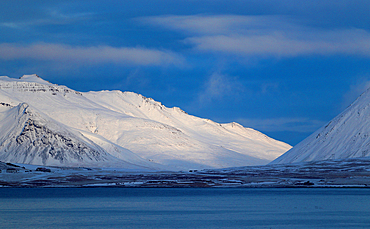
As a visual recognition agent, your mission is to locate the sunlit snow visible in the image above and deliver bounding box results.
[0,74,291,170]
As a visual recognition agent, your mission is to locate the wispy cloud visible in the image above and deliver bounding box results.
[186,30,370,57]
[140,15,295,35]
[0,43,185,67]
[0,7,95,29]
[238,117,326,133]
[141,15,370,58]
[342,76,370,109]
[197,73,244,104]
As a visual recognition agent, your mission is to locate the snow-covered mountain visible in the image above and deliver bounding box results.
[0,74,291,170]
[271,87,370,164]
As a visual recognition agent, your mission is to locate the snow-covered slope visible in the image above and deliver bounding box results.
[271,87,370,164]
[0,74,291,170]
[0,102,157,169]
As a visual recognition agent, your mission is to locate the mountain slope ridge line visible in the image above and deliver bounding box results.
[0,74,291,170]
[271,86,370,164]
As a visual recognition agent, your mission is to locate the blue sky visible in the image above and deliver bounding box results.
[1,0,370,145]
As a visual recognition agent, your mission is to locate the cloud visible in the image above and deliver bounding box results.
[0,4,96,29]
[186,30,370,57]
[141,15,370,58]
[139,15,273,35]
[342,76,370,109]
[140,15,297,35]
[197,73,244,104]
[0,43,185,67]
[238,117,325,133]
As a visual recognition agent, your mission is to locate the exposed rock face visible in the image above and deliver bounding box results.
[16,119,102,163]
[0,103,113,167]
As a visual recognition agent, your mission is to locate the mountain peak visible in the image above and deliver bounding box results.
[19,74,39,79]
[19,74,53,86]
[271,85,370,165]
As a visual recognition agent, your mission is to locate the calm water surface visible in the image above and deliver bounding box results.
[0,188,369,228]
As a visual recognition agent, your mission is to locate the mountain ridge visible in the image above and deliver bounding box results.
[0,74,291,170]
[271,86,370,164]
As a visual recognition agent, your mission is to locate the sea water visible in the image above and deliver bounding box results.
[0,188,369,228]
